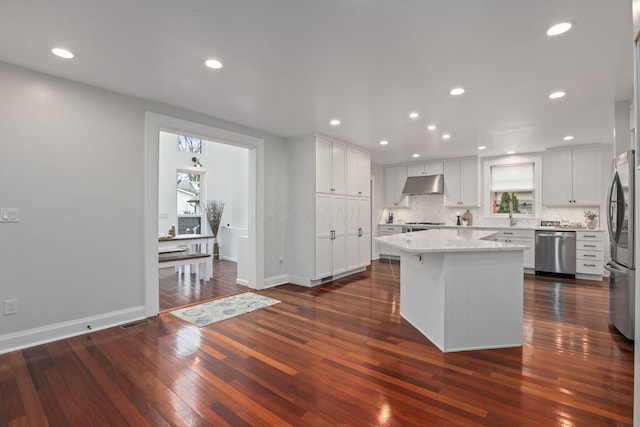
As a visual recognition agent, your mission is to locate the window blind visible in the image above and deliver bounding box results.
[491,163,534,192]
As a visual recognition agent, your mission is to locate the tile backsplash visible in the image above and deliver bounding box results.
[380,194,602,229]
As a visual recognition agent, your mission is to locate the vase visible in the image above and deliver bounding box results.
[212,237,220,260]
[585,219,596,229]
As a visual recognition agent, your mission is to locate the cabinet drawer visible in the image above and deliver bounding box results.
[576,231,603,241]
[576,240,604,251]
[577,250,603,261]
[490,229,535,239]
[576,260,604,275]
[379,225,403,234]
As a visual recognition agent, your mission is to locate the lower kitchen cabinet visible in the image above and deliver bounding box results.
[315,193,347,279]
[378,224,403,258]
[488,229,535,269]
[576,231,604,279]
[346,197,371,270]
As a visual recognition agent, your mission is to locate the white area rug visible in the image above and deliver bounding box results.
[170,292,281,327]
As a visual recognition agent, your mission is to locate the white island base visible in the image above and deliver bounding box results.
[400,249,524,353]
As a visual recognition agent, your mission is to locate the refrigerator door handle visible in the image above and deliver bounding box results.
[606,171,620,245]
[605,262,629,276]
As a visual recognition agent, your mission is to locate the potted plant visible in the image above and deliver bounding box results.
[584,210,598,229]
[205,200,225,260]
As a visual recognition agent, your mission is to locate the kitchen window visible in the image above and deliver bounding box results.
[177,135,202,153]
[490,163,534,215]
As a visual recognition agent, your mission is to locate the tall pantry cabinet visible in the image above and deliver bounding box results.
[288,134,371,286]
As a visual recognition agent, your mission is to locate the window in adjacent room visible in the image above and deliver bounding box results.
[490,163,534,215]
[177,135,202,153]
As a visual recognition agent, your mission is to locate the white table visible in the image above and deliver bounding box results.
[158,234,214,280]
[375,229,527,352]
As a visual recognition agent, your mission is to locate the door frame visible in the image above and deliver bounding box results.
[144,112,265,317]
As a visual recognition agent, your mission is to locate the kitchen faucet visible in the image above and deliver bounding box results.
[508,201,517,226]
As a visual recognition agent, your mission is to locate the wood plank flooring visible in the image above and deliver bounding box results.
[1,260,634,426]
[159,260,246,311]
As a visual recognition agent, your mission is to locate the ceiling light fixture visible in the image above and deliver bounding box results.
[449,87,465,96]
[205,59,223,69]
[412,154,420,158]
[409,112,419,119]
[507,151,515,155]
[51,48,74,59]
[563,135,575,141]
[478,146,487,150]
[329,119,341,126]
[442,134,451,140]
[549,91,567,99]
[427,125,436,131]
[546,21,573,36]
[380,140,389,145]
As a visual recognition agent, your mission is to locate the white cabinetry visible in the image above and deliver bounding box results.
[316,136,346,194]
[288,134,371,286]
[542,147,601,206]
[488,229,535,269]
[407,161,444,177]
[444,158,480,207]
[347,148,371,197]
[378,225,403,258]
[316,194,347,279]
[346,197,371,270]
[385,166,410,208]
[576,231,604,279]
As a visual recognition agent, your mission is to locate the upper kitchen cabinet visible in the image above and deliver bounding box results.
[385,166,410,208]
[346,148,371,197]
[316,136,346,194]
[542,147,601,206]
[407,161,444,177]
[444,158,480,207]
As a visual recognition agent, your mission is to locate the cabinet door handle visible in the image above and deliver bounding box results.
[358,228,362,237]
[503,232,513,235]
[584,254,596,257]
[584,235,596,238]
[583,264,596,267]
[583,244,596,248]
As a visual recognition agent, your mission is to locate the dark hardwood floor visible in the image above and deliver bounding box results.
[159,260,247,311]
[1,260,633,426]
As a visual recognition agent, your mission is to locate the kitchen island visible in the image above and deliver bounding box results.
[375,229,527,352]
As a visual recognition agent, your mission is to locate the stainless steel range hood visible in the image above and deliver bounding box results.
[402,175,444,195]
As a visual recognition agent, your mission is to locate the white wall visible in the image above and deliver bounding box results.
[158,131,249,234]
[371,162,385,259]
[0,61,287,353]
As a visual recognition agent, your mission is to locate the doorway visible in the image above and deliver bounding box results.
[144,112,265,317]
[158,130,251,311]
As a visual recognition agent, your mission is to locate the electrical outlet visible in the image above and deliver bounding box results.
[4,299,18,315]
[0,208,19,223]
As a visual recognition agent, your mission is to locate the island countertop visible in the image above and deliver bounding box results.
[374,229,528,254]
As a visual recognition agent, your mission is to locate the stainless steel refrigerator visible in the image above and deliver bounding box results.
[605,150,635,340]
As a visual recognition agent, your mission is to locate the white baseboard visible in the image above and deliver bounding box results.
[0,305,146,355]
[263,274,288,289]
[235,278,251,287]
[220,255,238,262]
[373,253,381,260]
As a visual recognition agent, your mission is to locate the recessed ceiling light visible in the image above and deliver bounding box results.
[51,48,74,59]
[563,135,575,141]
[549,91,567,99]
[449,87,465,96]
[409,112,419,119]
[546,21,573,36]
[329,119,341,126]
[380,140,389,145]
[205,59,223,69]
[427,124,436,131]
[478,146,487,150]
[412,153,420,158]
[507,151,515,155]
[442,133,451,140]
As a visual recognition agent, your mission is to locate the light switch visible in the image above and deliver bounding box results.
[0,208,19,223]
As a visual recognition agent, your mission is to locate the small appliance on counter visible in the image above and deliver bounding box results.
[387,211,394,224]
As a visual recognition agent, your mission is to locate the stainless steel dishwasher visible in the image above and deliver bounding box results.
[535,230,577,277]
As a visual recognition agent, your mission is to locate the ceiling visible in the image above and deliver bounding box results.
[0,0,633,165]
